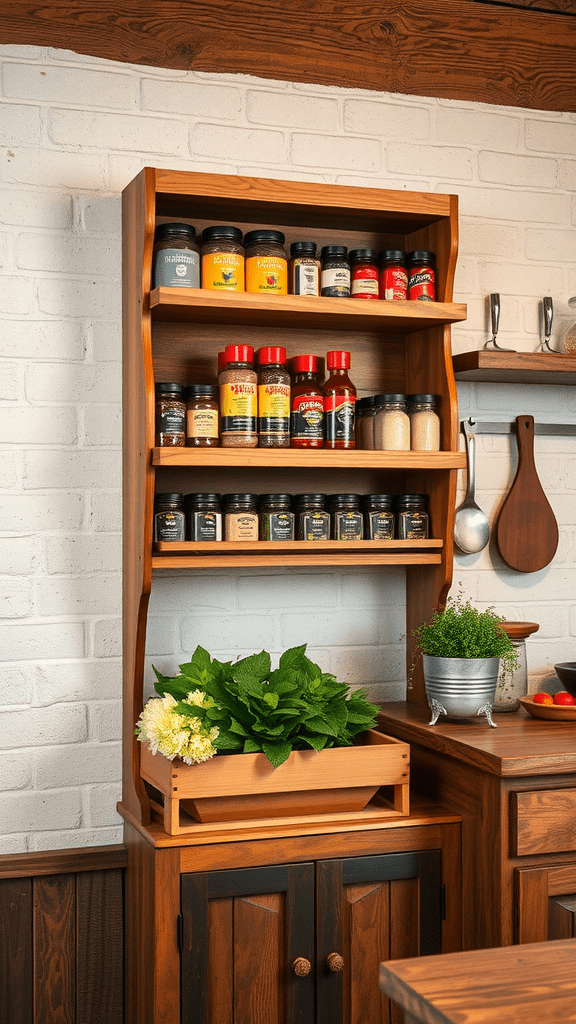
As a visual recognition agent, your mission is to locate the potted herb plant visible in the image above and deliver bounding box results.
[136,644,410,832]
[411,596,519,728]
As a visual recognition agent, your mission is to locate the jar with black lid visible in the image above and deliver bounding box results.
[244,230,288,294]
[378,250,408,301]
[153,223,200,289]
[330,494,364,541]
[155,382,186,446]
[185,493,222,541]
[259,494,295,541]
[289,241,321,296]
[349,248,379,299]
[201,225,245,292]
[223,493,259,541]
[407,250,436,301]
[295,493,330,541]
[321,245,350,297]
[397,494,430,539]
[356,396,376,450]
[184,384,219,447]
[154,493,185,542]
[363,494,395,540]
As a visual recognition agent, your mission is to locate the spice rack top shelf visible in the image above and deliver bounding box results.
[152,448,466,469]
[150,288,467,333]
[452,350,576,385]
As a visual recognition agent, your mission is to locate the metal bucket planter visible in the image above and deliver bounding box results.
[423,655,500,728]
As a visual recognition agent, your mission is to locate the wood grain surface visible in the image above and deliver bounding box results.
[1,0,576,110]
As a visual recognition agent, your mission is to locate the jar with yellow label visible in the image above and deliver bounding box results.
[244,230,288,295]
[219,344,258,448]
[201,225,245,291]
[257,345,290,448]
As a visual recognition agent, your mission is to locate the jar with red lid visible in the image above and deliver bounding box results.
[407,250,436,301]
[219,344,257,448]
[378,249,408,301]
[349,248,379,299]
[323,350,356,450]
[256,345,290,448]
[290,354,324,448]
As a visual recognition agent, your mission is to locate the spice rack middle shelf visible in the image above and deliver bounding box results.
[152,448,466,470]
[152,539,443,570]
[150,287,467,333]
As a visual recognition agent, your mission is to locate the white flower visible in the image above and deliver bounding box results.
[136,692,218,765]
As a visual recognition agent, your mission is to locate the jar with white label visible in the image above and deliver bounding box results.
[373,394,410,451]
[223,493,259,541]
[153,223,200,289]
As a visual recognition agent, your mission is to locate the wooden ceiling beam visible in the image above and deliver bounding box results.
[1,0,576,111]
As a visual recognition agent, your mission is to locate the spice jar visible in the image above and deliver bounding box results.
[201,225,244,291]
[290,354,324,448]
[295,493,330,541]
[356,396,376,450]
[320,246,350,297]
[223,493,259,541]
[349,248,379,299]
[289,241,321,296]
[258,494,295,541]
[493,621,539,713]
[155,382,186,446]
[378,250,408,301]
[256,346,290,448]
[153,223,200,289]
[363,494,395,540]
[154,493,186,542]
[324,350,356,450]
[397,494,430,539]
[185,493,222,541]
[330,494,364,540]
[373,394,410,451]
[244,230,288,294]
[184,384,219,447]
[407,250,436,301]
[219,344,258,448]
[408,393,440,451]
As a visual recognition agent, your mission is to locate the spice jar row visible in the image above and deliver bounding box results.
[153,221,435,300]
[156,346,440,451]
[154,491,430,543]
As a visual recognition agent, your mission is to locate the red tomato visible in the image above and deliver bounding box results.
[532,692,554,705]
[553,691,576,706]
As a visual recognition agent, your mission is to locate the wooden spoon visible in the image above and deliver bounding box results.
[496,415,558,573]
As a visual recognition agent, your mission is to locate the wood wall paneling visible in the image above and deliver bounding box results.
[1,0,575,111]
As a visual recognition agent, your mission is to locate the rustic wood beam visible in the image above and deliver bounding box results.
[1,3,575,111]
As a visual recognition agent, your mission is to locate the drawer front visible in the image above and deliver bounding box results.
[512,789,576,856]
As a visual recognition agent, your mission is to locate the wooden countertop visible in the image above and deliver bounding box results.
[379,937,576,1024]
[378,702,576,778]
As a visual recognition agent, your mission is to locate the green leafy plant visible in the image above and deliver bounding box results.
[410,595,519,678]
[137,644,379,769]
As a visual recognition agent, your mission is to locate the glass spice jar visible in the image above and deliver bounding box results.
[324,350,356,450]
[289,241,321,296]
[256,345,290,448]
[154,493,186,542]
[155,382,186,446]
[349,248,379,299]
[407,250,436,301]
[378,250,408,301]
[356,396,376,450]
[244,230,288,294]
[397,494,430,539]
[493,621,539,713]
[330,494,364,540]
[258,494,295,541]
[201,225,245,291]
[320,245,350,297]
[295,493,330,541]
[223,493,259,541]
[184,384,219,447]
[290,354,324,448]
[185,493,222,541]
[363,494,395,540]
[408,394,440,451]
[373,393,410,451]
[219,344,258,448]
[153,222,200,289]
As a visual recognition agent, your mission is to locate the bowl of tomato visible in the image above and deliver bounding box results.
[554,663,576,698]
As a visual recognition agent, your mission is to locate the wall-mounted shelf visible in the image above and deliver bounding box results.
[452,350,576,386]
[152,448,467,470]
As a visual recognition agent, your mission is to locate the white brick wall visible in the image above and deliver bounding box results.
[1,46,575,853]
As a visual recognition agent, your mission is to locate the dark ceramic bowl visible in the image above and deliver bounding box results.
[554,663,576,698]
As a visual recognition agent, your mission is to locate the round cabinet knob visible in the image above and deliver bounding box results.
[326,952,345,973]
[292,957,312,977]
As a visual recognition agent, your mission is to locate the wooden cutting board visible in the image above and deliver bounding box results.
[496,415,559,573]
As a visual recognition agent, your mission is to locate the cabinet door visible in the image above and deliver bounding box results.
[181,862,315,1024]
[316,851,443,1024]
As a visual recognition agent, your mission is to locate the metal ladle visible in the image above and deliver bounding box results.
[453,418,491,554]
